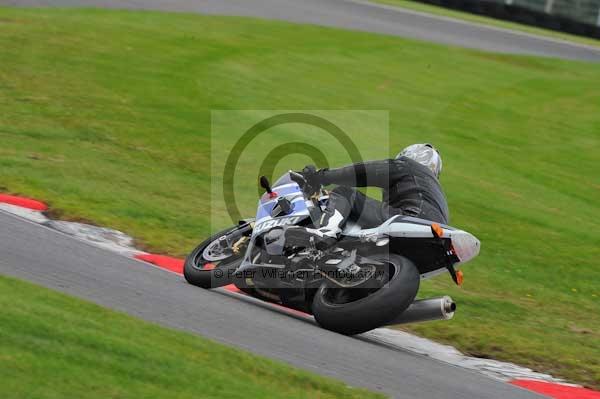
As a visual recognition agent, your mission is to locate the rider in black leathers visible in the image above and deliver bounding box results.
[286,143,449,249]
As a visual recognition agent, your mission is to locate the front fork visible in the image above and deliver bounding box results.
[217,220,254,253]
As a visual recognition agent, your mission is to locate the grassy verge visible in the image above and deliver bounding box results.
[372,0,600,48]
[0,275,382,399]
[0,7,598,388]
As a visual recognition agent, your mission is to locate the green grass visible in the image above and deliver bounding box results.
[373,0,600,48]
[0,275,382,399]
[0,6,599,389]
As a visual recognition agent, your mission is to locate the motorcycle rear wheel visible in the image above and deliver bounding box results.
[312,253,419,335]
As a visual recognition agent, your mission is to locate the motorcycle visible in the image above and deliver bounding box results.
[184,172,480,335]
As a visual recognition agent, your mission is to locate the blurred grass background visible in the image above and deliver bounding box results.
[0,7,598,388]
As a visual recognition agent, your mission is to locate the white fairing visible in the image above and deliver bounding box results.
[343,215,481,268]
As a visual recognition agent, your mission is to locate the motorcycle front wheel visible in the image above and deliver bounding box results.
[312,253,419,335]
[183,224,251,289]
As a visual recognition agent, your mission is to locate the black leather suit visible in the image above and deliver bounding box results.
[317,157,449,229]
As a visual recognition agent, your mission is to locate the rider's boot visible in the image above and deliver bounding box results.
[285,210,343,250]
[285,226,338,250]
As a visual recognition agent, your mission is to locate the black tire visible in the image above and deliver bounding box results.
[312,254,419,335]
[183,225,247,289]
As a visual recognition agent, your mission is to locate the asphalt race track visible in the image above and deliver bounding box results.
[2,0,600,61]
[0,211,545,398]
[0,1,585,397]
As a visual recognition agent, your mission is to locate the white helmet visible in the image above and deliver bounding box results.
[397,143,442,178]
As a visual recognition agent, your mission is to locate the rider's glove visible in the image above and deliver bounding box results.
[291,165,323,194]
